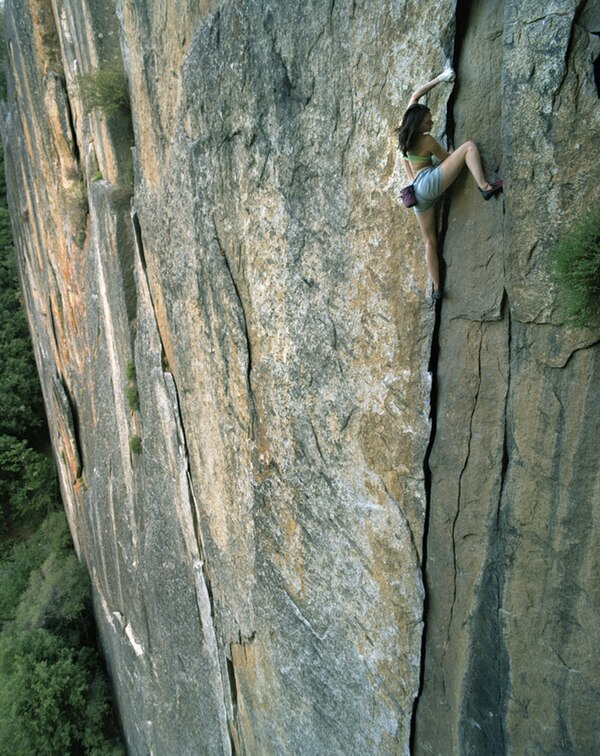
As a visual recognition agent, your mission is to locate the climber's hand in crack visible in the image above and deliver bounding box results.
[407,68,455,107]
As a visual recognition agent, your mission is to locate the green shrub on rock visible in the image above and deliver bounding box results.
[551,209,600,327]
[125,384,140,411]
[129,435,142,454]
[78,65,129,117]
[125,360,136,382]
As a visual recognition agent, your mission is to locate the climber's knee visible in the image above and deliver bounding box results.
[425,235,437,254]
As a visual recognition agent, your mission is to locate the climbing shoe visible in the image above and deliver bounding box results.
[479,179,503,201]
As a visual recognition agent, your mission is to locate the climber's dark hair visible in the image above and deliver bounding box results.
[395,104,430,156]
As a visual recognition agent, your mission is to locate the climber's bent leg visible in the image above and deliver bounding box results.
[441,141,490,192]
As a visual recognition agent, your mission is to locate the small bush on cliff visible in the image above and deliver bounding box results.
[126,384,140,411]
[79,65,129,117]
[125,360,136,382]
[551,208,600,327]
[125,361,140,411]
[129,435,142,454]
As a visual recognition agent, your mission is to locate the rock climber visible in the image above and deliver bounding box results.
[397,69,503,300]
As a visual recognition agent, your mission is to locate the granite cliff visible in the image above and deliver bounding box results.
[3,0,600,753]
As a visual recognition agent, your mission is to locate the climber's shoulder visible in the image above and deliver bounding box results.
[425,135,449,162]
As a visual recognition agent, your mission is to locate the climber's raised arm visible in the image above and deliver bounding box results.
[407,68,455,107]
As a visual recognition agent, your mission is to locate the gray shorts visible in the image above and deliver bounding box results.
[413,165,443,214]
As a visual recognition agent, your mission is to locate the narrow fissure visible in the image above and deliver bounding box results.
[58,374,84,479]
[160,353,214,607]
[168,368,238,756]
[213,222,253,382]
[445,0,473,148]
[130,208,236,751]
[131,209,147,272]
[410,3,472,749]
[409,109,454,756]
[212,221,259,447]
[130,207,171,376]
[409,293,441,751]
[226,655,239,753]
[48,301,60,358]
[62,80,82,167]
[497,293,511,530]
[443,331,483,671]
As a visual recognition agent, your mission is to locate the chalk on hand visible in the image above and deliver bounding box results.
[438,68,456,83]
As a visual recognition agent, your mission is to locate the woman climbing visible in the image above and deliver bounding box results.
[397,69,503,300]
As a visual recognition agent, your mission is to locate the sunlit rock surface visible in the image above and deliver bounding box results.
[3,0,599,753]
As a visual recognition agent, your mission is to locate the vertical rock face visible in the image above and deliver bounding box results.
[3,1,600,755]
[4,1,448,753]
[415,1,600,755]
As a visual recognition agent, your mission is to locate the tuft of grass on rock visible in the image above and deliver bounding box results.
[551,208,600,328]
[125,360,136,382]
[78,65,129,117]
[125,385,139,412]
[129,436,142,454]
[125,361,139,412]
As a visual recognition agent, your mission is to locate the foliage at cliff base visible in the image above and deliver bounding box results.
[0,141,124,754]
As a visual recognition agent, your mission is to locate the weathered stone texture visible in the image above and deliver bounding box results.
[414,1,600,755]
[3,0,450,753]
[3,0,600,754]
[117,3,453,752]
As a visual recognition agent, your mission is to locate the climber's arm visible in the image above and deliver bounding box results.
[407,69,455,107]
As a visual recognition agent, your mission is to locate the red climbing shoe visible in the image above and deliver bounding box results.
[479,179,503,201]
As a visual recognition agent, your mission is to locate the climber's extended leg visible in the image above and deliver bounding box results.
[415,207,441,293]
